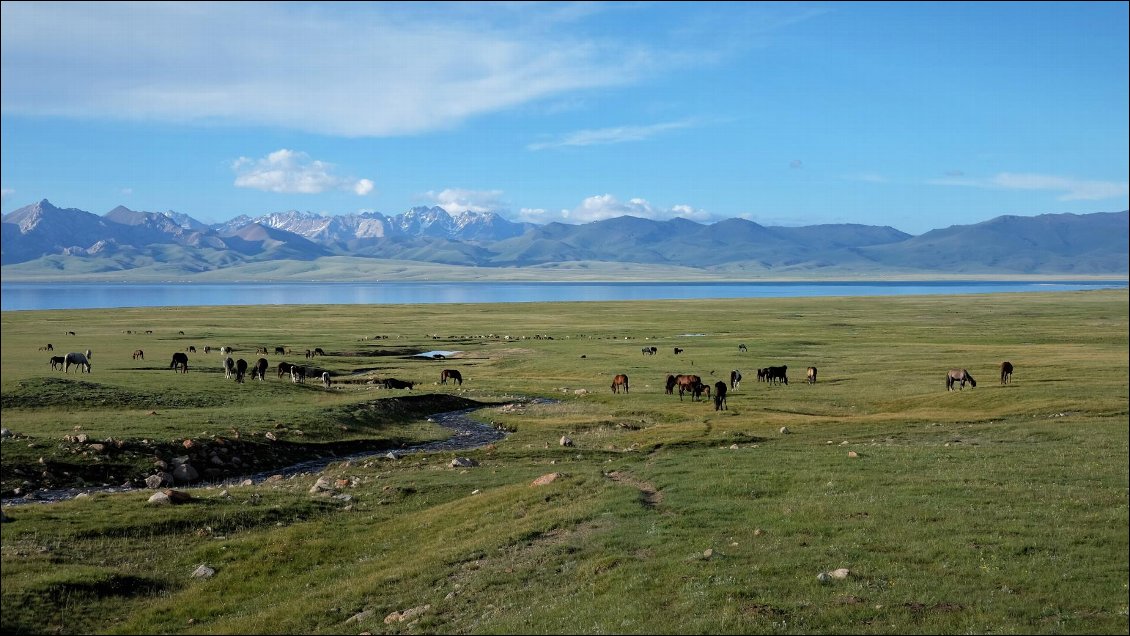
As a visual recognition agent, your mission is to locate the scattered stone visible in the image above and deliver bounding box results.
[729,444,739,450]
[384,604,430,624]
[345,609,374,624]
[309,477,335,494]
[703,548,713,560]
[780,427,790,434]
[147,491,171,506]
[830,568,850,579]
[191,564,215,579]
[847,451,859,458]
[450,457,478,468]
[264,432,277,441]
[817,572,831,584]
[164,489,193,504]
[144,474,165,489]
[531,472,562,487]
[559,436,574,447]
[1,428,12,438]
[385,452,399,460]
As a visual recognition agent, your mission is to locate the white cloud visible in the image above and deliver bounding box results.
[1,188,13,201]
[527,120,697,150]
[928,172,1129,201]
[0,3,668,137]
[424,188,505,214]
[558,194,712,223]
[232,149,373,195]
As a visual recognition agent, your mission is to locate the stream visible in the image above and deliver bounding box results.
[2,398,548,507]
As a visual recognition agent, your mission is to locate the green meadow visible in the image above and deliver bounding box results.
[1,290,1127,635]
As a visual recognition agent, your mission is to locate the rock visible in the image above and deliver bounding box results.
[147,491,171,506]
[164,489,193,504]
[309,477,335,494]
[531,472,562,487]
[172,463,199,483]
[559,436,574,447]
[450,457,478,468]
[817,572,831,584]
[265,432,277,441]
[145,474,164,489]
[345,609,374,624]
[847,451,859,458]
[830,568,850,579]
[0,428,12,438]
[384,604,430,624]
[191,564,215,578]
[779,427,790,434]
[703,548,713,560]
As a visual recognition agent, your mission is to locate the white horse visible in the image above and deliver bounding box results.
[222,356,235,379]
[64,351,91,373]
[322,371,331,389]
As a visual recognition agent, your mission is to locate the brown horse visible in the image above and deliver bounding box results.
[252,357,269,381]
[132,349,144,360]
[806,366,817,384]
[1000,361,1014,385]
[675,374,702,401]
[441,369,463,386]
[946,368,976,391]
[611,374,629,394]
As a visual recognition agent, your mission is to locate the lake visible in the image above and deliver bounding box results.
[2,280,1126,311]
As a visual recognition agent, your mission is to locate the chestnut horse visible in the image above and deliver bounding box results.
[611,374,629,394]
[441,369,463,386]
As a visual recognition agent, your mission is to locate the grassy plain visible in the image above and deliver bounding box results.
[1,290,1128,634]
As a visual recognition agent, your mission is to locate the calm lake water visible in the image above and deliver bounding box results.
[2,280,1126,311]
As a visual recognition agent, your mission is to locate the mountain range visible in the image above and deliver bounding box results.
[2,199,1127,280]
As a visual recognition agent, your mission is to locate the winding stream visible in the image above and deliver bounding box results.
[2,398,547,506]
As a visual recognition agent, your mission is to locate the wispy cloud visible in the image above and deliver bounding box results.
[0,3,673,137]
[232,150,373,195]
[1,188,13,201]
[423,188,505,214]
[527,120,698,150]
[928,172,1129,201]
[528,194,712,224]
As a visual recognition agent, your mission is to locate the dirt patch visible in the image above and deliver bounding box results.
[604,470,663,508]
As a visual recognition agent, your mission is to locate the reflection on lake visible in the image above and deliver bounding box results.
[2,280,1126,311]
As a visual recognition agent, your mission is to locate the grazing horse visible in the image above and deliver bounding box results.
[738,344,747,353]
[440,369,463,386]
[642,346,657,355]
[730,370,742,390]
[946,369,976,391]
[132,349,144,360]
[64,352,91,373]
[611,374,629,394]
[50,356,66,370]
[252,357,269,381]
[274,346,286,355]
[187,346,196,353]
[322,372,331,389]
[219,346,232,355]
[806,366,817,384]
[756,368,768,382]
[305,349,313,359]
[222,356,235,380]
[665,374,677,395]
[1000,361,1014,385]
[291,366,307,383]
[314,347,326,356]
[235,359,248,384]
[170,352,189,373]
[277,361,294,379]
[383,378,414,390]
[766,366,788,385]
[713,381,728,410]
[675,374,702,401]
[673,347,684,355]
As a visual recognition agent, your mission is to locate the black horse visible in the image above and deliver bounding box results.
[441,369,463,386]
[170,352,189,373]
[713,381,728,410]
[946,368,976,391]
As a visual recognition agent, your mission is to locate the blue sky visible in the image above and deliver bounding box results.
[2,1,1127,235]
